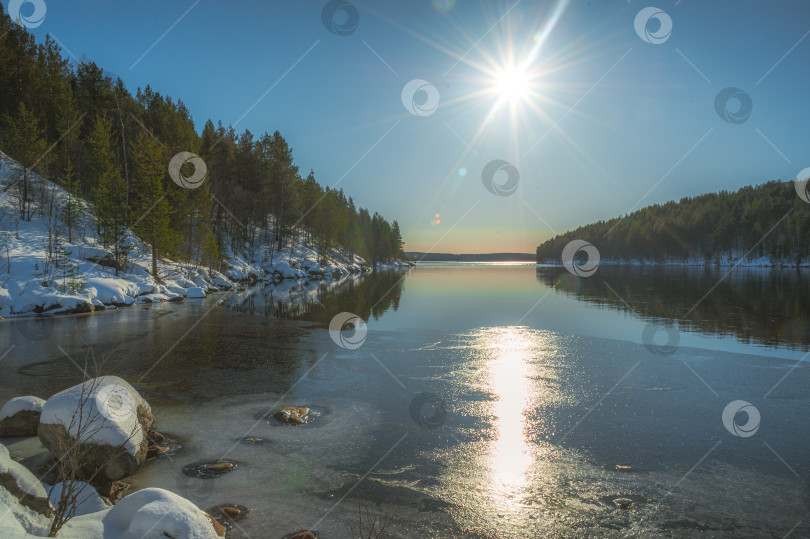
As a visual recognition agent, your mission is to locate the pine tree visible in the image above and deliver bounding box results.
[2,103,47,220]
[89,115,127,275]
[130,131,169,280]
[59,160,84,243]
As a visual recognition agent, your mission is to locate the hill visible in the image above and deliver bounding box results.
[536,180,810,266]
[0,151,409,318]
[0,3,407,303]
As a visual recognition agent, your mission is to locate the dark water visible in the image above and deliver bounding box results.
[0,264,808,537]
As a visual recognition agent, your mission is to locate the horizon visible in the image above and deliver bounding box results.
[15,0,810,253]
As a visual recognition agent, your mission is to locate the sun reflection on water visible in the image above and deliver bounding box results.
[478,326,542,498]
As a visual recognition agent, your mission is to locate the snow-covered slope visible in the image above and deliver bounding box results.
[0,151,405,319]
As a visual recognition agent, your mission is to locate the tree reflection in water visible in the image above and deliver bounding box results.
[223,270,408,324]
[537,265,810,350]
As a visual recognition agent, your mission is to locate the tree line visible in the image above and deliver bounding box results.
[537,180,810,265]
[0,6,405,281]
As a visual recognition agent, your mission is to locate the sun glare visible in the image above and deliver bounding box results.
[496,68,529,101]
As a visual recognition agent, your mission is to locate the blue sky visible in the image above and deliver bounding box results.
[14,0,810,253]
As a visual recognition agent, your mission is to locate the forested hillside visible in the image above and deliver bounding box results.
[0,5,405,277]
[536,180,810,265]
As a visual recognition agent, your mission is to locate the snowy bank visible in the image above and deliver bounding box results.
[0,151,407,320]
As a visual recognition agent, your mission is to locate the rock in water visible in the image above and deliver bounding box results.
[37,376,155,482]
[183,460,239,478]
[0,396,46,437]
[206,503,250,533]
[272,407,311,425]
[203,462,235,472]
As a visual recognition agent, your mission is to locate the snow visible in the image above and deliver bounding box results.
[47,482,108,517]
[1,442,219,538]
[0,397,45,422]
[273,262,305,279]
[0,151,409,320]
[0,501,31,537]
[0,444,48,499]
[39,377,149,455]
[99,488,219,539]
[184,287,206,299]
[0,443,51,537]
[84,278,138,306]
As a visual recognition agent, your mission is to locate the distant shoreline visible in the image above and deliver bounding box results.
[405,252,535,262]
[537,258,810,269]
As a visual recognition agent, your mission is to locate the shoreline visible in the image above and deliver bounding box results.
[0,263,413,321]
[537,259,810,269]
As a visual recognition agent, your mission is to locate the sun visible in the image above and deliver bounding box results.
[495,67,529,101]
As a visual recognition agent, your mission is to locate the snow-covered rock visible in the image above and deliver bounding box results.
[0,443,52,536]
[97,488,223,538]
[0,396,45,437]
[1,445,223,538]
[85,278,138,306]
[48,481,109,517]
[185,287,206,298]
[273,262,304,279]
[38,377,155,482]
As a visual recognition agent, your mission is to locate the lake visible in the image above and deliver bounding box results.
[1,263,808,537]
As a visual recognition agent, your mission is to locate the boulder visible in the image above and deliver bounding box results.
[100,488,224,538]
[71,301,95,314]
[0,396,45,437]
[186,287,206,298]
[0,443,53,534]
[38,376,155,482]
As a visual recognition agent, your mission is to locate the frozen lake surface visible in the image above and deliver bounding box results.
[1,264,808,537]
